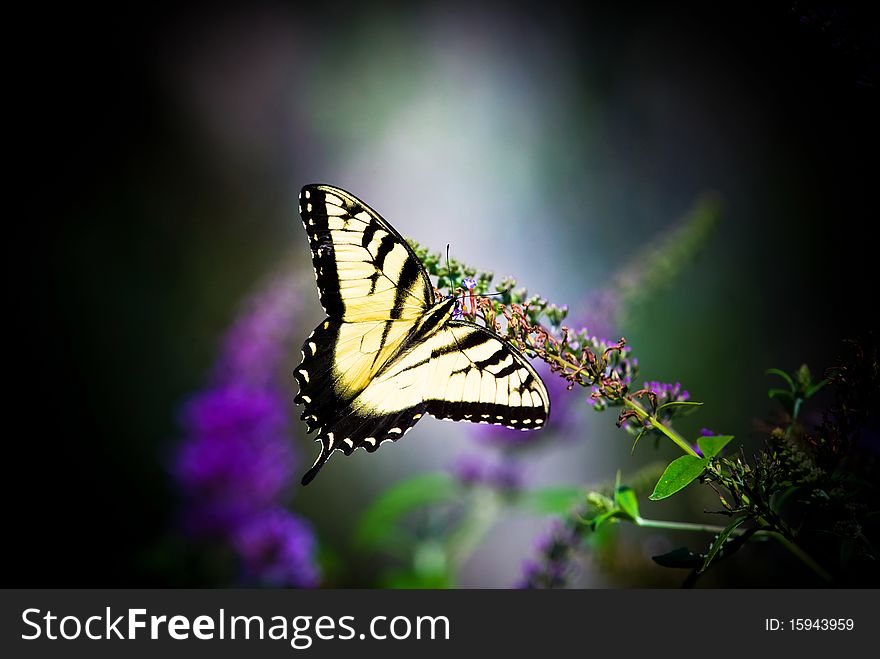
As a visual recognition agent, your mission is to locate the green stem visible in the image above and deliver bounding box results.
[636,517,728,534]
[760,530,833,583]
[634,517,832,583]
[623,398,701,458]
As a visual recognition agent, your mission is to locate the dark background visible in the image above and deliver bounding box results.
[10,2,878,586]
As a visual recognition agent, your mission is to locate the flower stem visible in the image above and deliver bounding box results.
[635,517,728,534]
[759,530,833,583]
[623,398,701,457]
[634,516,832,583]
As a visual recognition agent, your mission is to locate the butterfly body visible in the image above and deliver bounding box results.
[295,184,549,485]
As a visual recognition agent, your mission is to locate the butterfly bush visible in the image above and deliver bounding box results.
[408,196,878,589]
[173,270,319,588]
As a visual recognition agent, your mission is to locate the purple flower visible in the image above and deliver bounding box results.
[462,277,477,291]
[451,304,464,321]
[517,519,581,588]
[700,427,716,437]
[232,507,319,588]
[213,276,302,389]
[643,380,690,404]
[450,454,487,485]
[175,387,296,535]
[450,454,525,491]
[172,270,320,587]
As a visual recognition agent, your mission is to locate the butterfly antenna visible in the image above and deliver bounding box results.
[301,438,333,486]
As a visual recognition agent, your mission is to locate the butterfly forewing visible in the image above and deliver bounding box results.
[299,185,434,322]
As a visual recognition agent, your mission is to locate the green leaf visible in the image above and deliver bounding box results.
[590,509,619,531]
[614,485,640,521]
[765,368,795,391]
[656,400,704,417]
[697,434,734,459]
[354,473,458,549]
[767,388,794,401]
[630,429,646,455]
[649,455,708,500]
[805,379,828,398]
[521,486,584,515]
[700,516,748,573]
[652,547,703,569]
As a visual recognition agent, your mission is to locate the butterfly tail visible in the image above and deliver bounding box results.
[301,438,334,486]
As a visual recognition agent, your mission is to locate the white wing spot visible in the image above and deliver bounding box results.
[343,438,354,448]
[496,415,504,420]
[326,432,335,449]
[301,395,312,403]
[306,203,312,212]
[388,428,402,435]
[364,437,376,446]
[308,342,317,355]
[481,414,489,419]
[413,414,422,420]
[523,419,531,424]
[535,419,544,425]
[304,190,311,199]
[298,369,310,383]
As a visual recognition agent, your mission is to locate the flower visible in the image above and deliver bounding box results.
[450,454,524,490]
[175,387,296,535]
[643,380,690,404]
[232,507,320,588]
[516,519,582,588]
[172,269,320,587]
[462,276,477,291]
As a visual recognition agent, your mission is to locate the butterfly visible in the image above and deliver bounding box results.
[295,184,550,485]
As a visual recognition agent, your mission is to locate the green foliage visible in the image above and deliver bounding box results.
[765,364,827,420]
[522,486,585,515]
[697,434,733,459]
[649,455,708,501]
[651,547,703,569]
[700,516,748,573]
[354,473,457,550]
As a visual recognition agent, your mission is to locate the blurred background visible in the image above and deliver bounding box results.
[11,1,877,587]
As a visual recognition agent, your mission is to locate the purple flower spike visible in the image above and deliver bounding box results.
[462,277,477,290]
[233,507,319,588]
[172,270,320,587]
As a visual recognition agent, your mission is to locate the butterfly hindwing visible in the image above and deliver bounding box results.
[294,316,426,432]
[424,321,550,430]
[299,184,434,322]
